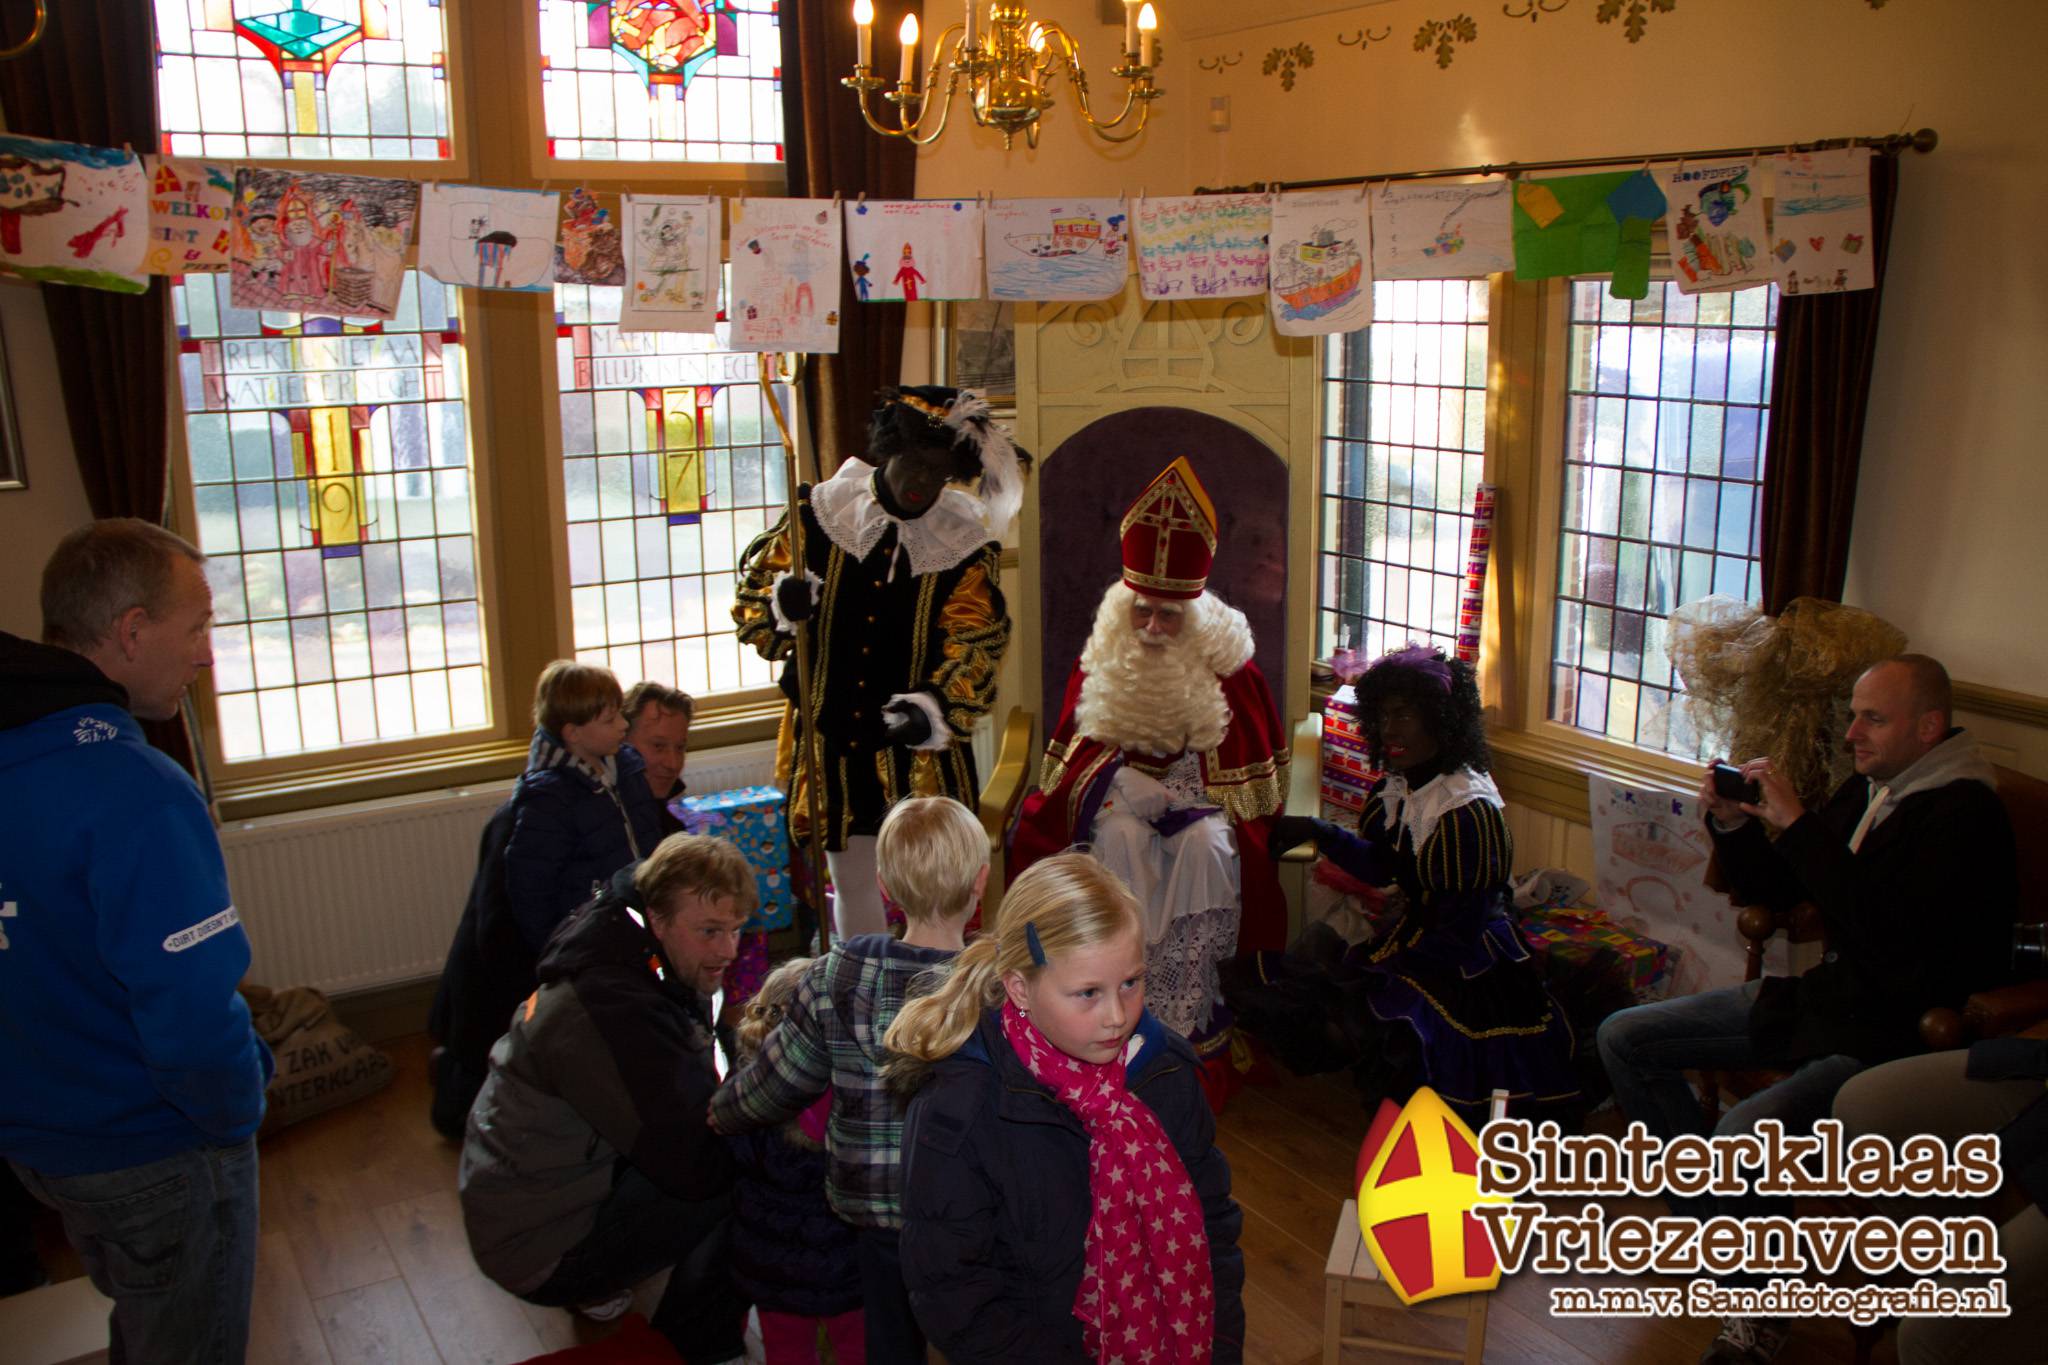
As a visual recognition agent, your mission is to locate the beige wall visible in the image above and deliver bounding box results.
[0,279,90,640]
[915,0,2048,693]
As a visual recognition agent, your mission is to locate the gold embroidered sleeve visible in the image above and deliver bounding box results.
[733,511,796,663]
[929,546,1009,737]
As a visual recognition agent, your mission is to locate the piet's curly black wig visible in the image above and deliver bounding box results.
[867,385,986,481]
[866,385,1035,479]
[1352,645,1491,775]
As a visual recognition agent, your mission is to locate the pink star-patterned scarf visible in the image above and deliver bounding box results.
[999,1000,1215,1364]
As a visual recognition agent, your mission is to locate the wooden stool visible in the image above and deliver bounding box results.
[1323,1198,1489,1364]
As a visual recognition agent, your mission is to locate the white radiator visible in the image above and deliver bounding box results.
[219,741,779,996]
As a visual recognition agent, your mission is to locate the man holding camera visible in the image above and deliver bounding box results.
[1598,654,2017,1364]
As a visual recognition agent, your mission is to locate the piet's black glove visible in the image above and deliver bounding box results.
[775,574,816,624]
[1267,814,1336,858]
[881,702,934,748]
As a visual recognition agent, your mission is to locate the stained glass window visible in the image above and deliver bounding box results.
[555,283,790,694]
[154,0,454,160]
[174,270,486,760]
[1549,279,1777,759]
[538,0,784,163]
[1318,279,1492,663]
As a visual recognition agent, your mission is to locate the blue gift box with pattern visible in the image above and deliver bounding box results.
[674,785,795,931]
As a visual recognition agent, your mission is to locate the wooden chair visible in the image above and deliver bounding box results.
[974,706,1036,922]
[1324,1199,1489,1365]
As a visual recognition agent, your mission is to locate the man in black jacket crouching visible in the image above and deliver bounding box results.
[459,833,755,1362]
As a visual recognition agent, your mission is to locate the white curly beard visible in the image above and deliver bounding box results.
[1073,583,1254,758]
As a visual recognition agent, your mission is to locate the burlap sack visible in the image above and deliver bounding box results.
[239,983,396,1133]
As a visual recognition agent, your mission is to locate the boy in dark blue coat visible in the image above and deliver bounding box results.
[504,660,665,953]
[429,660,662,1138]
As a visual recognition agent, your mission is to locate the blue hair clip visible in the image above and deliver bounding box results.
[1024,921,1048,966]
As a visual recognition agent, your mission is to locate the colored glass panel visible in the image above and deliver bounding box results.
[155,0,453,161]
[554,281,789,695]
[538,0,783,163]
[175,269,487,759]
[1548,279,1777,759]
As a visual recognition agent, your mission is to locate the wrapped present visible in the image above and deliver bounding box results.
[1320,686,1380,818]
[675,784,796,931]
[1520,905,1673,1002]
[1321,775,1370,819]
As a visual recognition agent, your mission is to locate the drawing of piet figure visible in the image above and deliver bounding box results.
[852,251,872,301]
[893,241,926,300]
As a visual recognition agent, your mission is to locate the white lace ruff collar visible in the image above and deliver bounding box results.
[1378,766,1505,850]
[810,458,994,576]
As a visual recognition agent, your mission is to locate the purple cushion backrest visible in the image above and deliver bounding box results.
[1036,407,1289,721]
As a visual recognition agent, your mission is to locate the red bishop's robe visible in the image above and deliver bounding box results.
[1014,661,1291,952]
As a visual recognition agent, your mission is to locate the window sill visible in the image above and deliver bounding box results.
[211,695,789,823]
[1486,724,1703,825]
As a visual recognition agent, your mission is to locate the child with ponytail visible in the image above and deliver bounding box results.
[887,852,1245,1364]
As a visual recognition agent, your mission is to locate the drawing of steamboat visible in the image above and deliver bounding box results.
[1005,214,1107,258]
[1274,226,1363,318]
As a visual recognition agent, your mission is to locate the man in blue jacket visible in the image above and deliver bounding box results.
[0,519,272,1364]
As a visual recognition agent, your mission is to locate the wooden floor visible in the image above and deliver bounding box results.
[24,1034,1902,1365]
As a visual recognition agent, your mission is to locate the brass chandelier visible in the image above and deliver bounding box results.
[843,0,1163,148]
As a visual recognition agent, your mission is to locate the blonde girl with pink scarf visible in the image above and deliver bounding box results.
[887,853,1246,1363]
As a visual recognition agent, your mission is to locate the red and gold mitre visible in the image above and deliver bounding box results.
[1353,1087,1505,1305]
[1119,457,1218,601]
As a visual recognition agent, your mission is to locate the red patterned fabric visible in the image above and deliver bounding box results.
[999,1001,1214,1363]
[1120,458,1218,601]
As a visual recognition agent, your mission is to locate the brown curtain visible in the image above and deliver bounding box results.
[779,0,916,478]
[1758,152,1899,615]
[0,0,189,772]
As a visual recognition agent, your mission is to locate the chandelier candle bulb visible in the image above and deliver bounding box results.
[1138,3,1157,67]
[1124,0,1140,56]
[899,11,920,87]
[966,0,979,48]
[853,0,873,67]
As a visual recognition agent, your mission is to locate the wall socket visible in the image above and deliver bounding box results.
[1209,95,1231,133]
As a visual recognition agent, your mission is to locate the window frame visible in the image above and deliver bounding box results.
[1309,271,1717,820]
[164,277,511,788]
[518,0,787,192]
[152,0,476,181]
[531,291,793,726]
[164,0,793,819]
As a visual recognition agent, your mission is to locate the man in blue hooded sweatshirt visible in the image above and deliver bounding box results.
[0,519,272,1364]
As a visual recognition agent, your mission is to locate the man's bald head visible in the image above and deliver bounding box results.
[1846,654,1953,781]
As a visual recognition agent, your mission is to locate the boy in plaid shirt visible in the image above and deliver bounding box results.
[711,796,988,1364]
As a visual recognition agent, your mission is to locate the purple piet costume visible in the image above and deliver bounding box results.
[1228,647,1580,1122]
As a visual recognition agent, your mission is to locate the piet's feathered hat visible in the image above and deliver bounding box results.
[867,385,1032,529]
[1120,457,1218,601]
